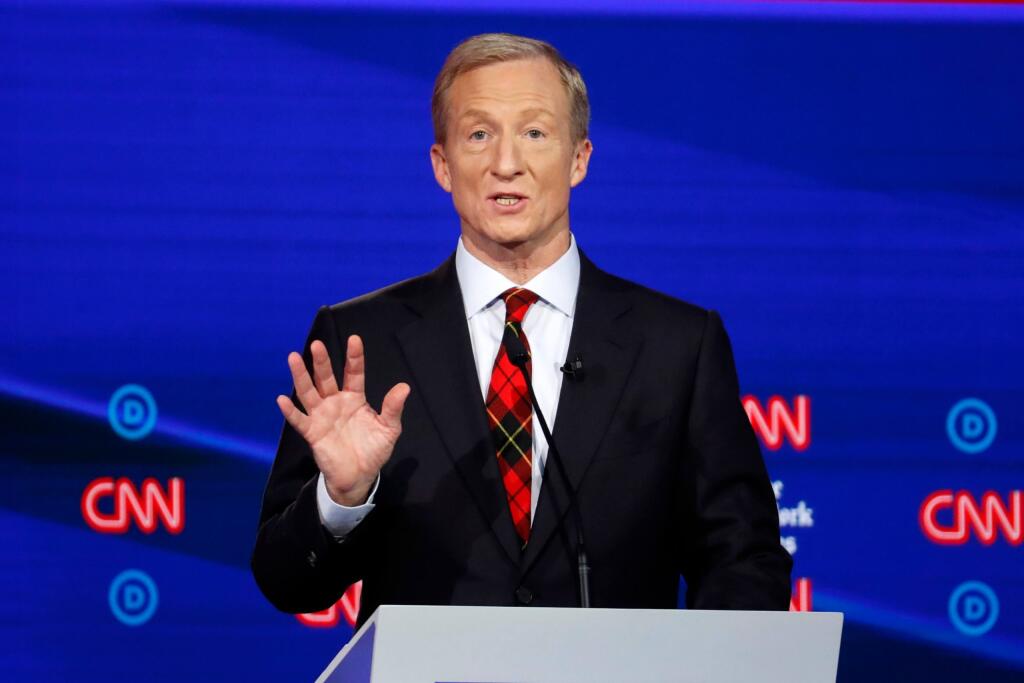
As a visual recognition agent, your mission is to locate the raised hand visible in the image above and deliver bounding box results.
[276,335,410,507]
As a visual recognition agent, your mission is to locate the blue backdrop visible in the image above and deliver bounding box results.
[2,1,1022,681]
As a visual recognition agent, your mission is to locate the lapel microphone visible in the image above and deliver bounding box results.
[560,353,585,380]
[505,334,591,609]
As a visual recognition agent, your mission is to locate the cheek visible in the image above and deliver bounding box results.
[538,173,571,208]
[448,159,484,198]
[536,153,574,193]
[449,183,487,223]
[451,181,476,204]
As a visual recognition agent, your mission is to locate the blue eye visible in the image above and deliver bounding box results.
[526,129,544,139]
[470,130,487,141]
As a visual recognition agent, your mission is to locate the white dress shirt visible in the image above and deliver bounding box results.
[317,233,580,538]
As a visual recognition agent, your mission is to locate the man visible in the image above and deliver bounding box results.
[251,33,791,625]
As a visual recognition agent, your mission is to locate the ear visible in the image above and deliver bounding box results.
[430,142,452,193]
[568,138,593,188]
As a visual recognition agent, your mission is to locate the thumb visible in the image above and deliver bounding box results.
[380,382,411,428]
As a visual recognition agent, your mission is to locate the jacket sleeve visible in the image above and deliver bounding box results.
[679,310,793,610]
[250,305,379,614]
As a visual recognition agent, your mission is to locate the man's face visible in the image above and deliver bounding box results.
[430,58,592,255]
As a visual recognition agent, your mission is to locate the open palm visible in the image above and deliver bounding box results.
[276,335,410,507]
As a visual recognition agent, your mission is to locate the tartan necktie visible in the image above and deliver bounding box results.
[485,287,540,548]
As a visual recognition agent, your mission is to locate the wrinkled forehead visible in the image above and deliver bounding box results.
[446,58,571,123]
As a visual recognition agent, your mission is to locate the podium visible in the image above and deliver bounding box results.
[316,605,843,683]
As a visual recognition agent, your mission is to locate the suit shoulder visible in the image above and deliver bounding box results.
[599,268,711,329]
[595,267,730,370]
[318,264,442,326]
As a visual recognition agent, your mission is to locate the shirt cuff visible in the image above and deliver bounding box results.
[316,472,378,540]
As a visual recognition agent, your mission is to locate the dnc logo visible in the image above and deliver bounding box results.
[949,581,999,637]
[109,569,159,627]
[946,398,997,454]
[108,384,158,440]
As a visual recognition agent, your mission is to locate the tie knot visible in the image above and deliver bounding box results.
[501,287,539,324]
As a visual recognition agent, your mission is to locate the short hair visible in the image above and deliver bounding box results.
[431,33,590,146]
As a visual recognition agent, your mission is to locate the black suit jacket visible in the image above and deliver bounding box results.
[251,249,791,625]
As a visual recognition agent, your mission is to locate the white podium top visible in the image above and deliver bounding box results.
[318,605,843,683]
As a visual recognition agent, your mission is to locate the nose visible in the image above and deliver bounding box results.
[490,132,524,180]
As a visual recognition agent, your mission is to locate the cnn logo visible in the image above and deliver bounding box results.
[296,582,362,628]
[743,395,810,451]
[919,490,1021,545]
[81,477,185,534]
[790,578,812,612]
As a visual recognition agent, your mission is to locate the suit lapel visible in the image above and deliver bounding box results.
[521,250,643,574]
[395,255,523,565]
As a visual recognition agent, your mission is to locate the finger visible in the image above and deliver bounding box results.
[311,340,340,396]
[379,382,411,429]
[287,351,322,411]
[276,394,310,435]
[342,335,366,396]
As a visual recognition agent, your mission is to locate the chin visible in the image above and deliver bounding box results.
[478,221,541,249]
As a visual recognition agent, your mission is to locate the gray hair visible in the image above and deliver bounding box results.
[431,33,590,145]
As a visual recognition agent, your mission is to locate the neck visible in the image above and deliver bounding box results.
[461,227,571,284]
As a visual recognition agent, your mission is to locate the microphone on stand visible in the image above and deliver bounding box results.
[505,334,591,608]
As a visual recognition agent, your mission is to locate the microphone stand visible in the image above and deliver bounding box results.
[506,335,591,608]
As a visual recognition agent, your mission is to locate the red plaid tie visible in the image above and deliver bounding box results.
[485,287,540,548]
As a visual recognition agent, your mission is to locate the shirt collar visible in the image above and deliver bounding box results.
[455,232,580,319]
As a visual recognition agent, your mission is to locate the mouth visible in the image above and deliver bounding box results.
[488,192,527,208]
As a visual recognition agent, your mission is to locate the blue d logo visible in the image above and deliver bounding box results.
[946,398,996,454]
[108,384,157,440]
[109,569,159,627]
[948,581,999,637]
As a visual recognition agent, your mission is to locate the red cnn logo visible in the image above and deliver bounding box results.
[789,578,812,612]
[919,490,1021,545]
[296,582,362,628]
[743,395,810,451]
[81,477,185,534]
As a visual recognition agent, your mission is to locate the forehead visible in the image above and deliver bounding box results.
[448,58,569,120]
